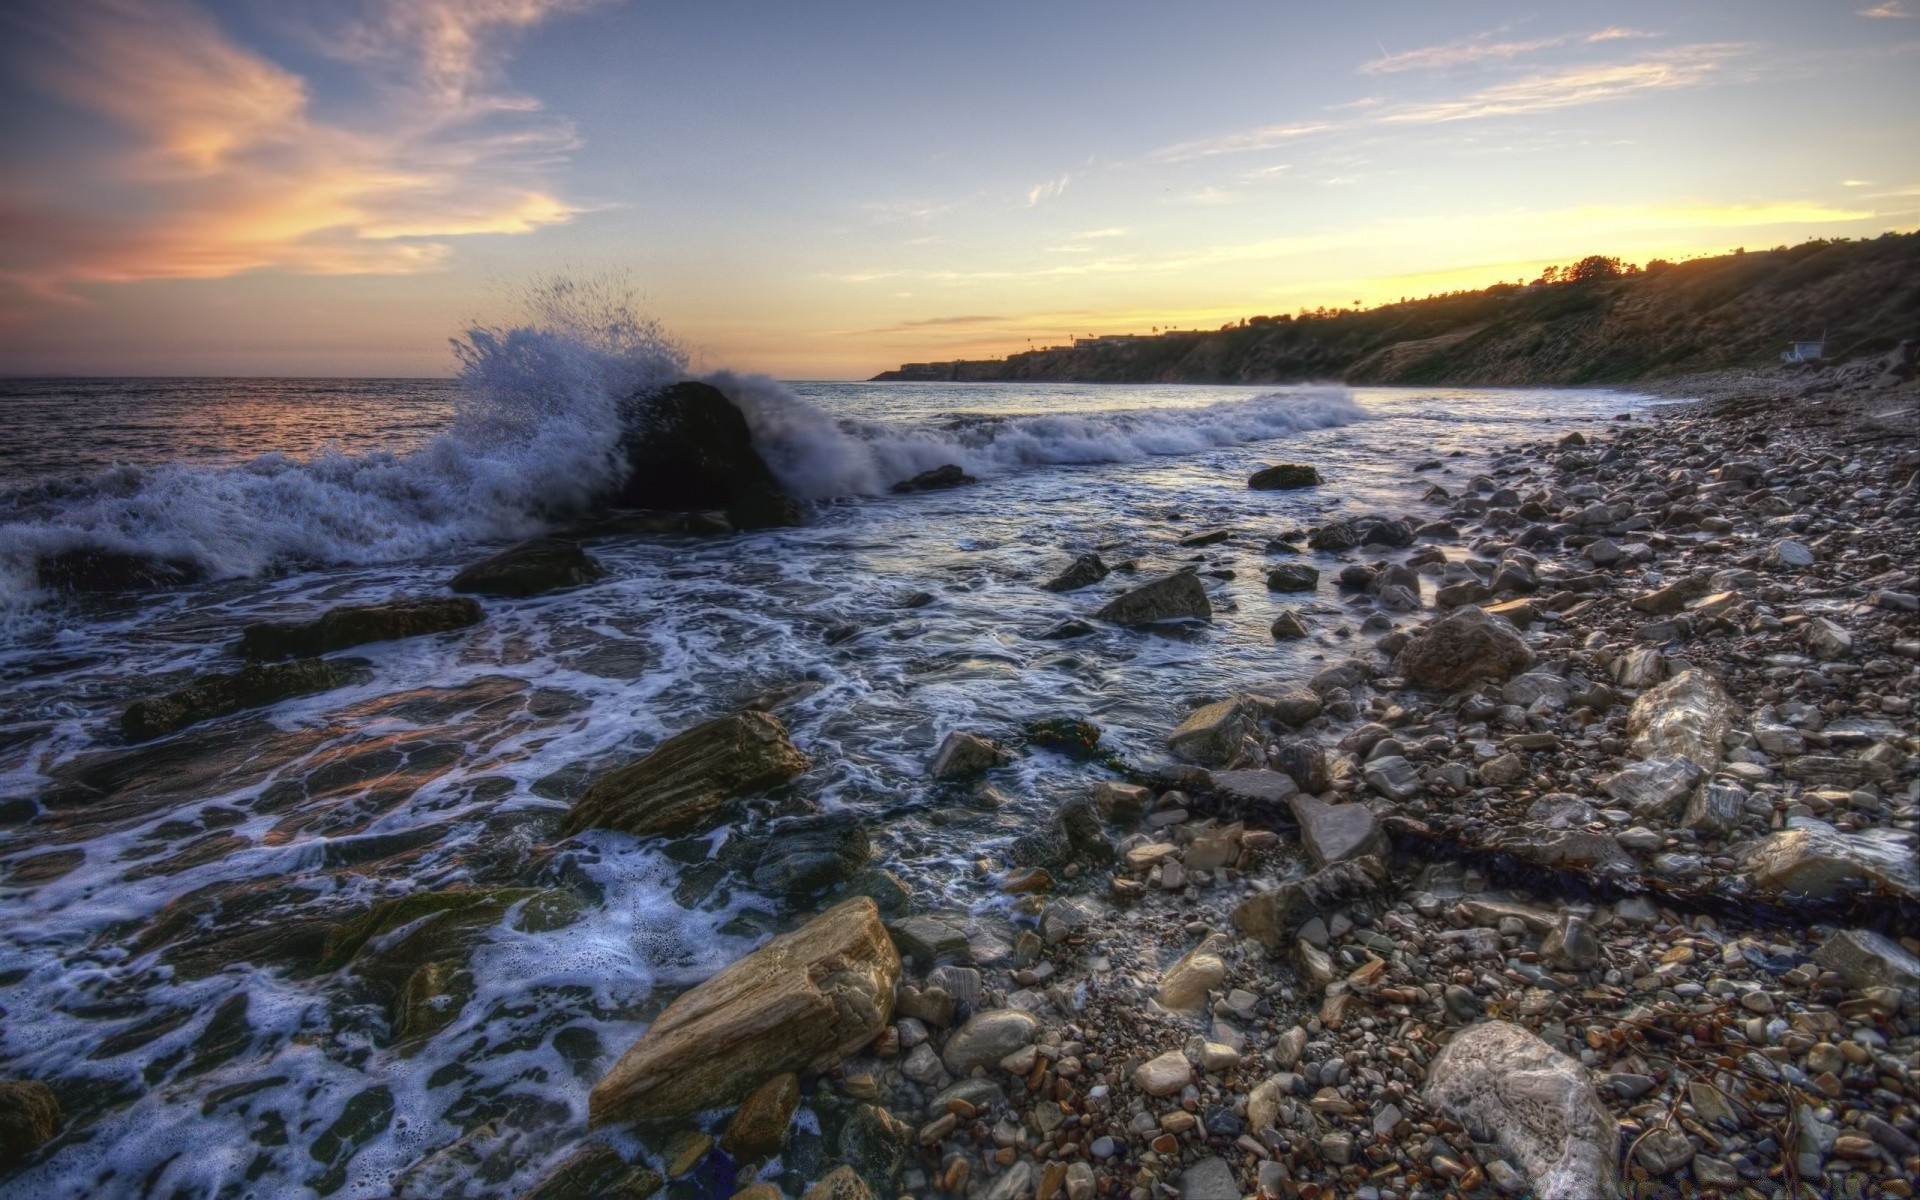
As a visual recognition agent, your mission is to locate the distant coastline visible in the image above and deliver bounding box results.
[873,231,1920,387]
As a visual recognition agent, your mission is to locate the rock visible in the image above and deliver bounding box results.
[1681,780,1744,835]
[1814,929,1920,999]
[562,710,809,839]
[590,897,899,1126]
[802,1165,874,1200]
[1289,794,1386,867]
[1736,819,1920,900]
[1804,616,1852,661]
[1626,670,1736,770]
[1177,1156,1240,1200]
[928,731,1011,780]
[1265,564,1320,592]
[1766,539,1815,569]
[720,1072,800,1161]
[891,464,974,494]
[886,915,970,963]
[239,596,483,660]
[1423,1021,1619,1200]
[740,812,870,897]
[0,1079,60,1171]
[614,381,802,528]
[450,539,605,597]
[1095,570,1211,625]
[1038,618,1096,640]
[1156,940,1228,1011]
[1526,793,1595,828]
[1269,611,1308,639]
[1603,757,1704,820]
[1023,717,1102,760]
[1540,914,1601,970]
[1248,463,1321,490]
[1394,606,1535,690]
[1480,753,1528,786]
[1361,755,1421,802]
[1167,698,1253,766]
[1210,769,1300,813]
[838,1104,914,1190]
[1266,688,1323,726]
[942,1009,1040,1073]
[122,657,357,743]
[1270,740,1329,794]
[1134,1050,1194,1097]
[520,1142,663,1200]
[1042,554,1109,593]
[34,545,203,594]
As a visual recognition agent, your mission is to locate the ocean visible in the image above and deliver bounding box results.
[0,345,1655,1196]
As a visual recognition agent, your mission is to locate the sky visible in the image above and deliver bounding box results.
[0,0,1916,379]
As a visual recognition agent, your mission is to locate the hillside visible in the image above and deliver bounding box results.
[871,231,1920,386]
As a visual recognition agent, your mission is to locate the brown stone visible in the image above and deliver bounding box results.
[562,710,809,838]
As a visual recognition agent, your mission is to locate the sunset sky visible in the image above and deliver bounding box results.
[1,0,1917,379]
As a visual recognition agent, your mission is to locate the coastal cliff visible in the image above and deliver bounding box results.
[874,231,1920,385]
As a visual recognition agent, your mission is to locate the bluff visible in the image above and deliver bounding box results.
[873,232,1920,386]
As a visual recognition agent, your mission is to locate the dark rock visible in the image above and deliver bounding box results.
[1394,606,1535,690]
[123,657,360,743]
[34,546,203,594]
[1095,570,1211,625]
[928,731,1011,780]
[1270,740,1330,793]
[521,1143,663,1200]
[1038,618,1096,640]
[1024,717,1103,759]
[740,812,871,897]
[1248,463,1322,490]
[1266,564,1320,592]
[614,381,803,528]
[561,710,810,838]
[0,1079,60,1171]
[240,596,483,660]
[1041,554,1109,593]
[450,539,605,598]
[891,464,974,494]
[1270,611,1308,639]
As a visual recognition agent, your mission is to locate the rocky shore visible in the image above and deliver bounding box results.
[526,370,1920,1200]
[5,368,1918,1200]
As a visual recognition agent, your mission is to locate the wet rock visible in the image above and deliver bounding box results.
[35,545,204,593]
[1626,669,1736,769]
[521,1143,663,1200]
[1167,698,1253,766]
[1539,914,1601,970]
[1209,769,1300,814]
[928,731,1011,780]
[1270,740,1329,793]
[562,710,809,839]
[1041,554,1109,593]
[1095,569,1211,625]
[307,1085,394,1193]
[720,1072,800,1162]
[1813,929,1920,1000]
[1289,794,1385,867]
[590,897,899,1126]
[0,1079,60,1171]
[891,464,974,494]
[1603,756,1703,821]
[942,1009,1039,1073]
[1424,1021,1619,1200]
[1266,688,1323,726]
[450,538,606,597]
[1023,717,1103,760]
[1248,463,1321,490]
[742,812,870,897]
[801,1165,873,1200]
[240,596,483,660]
[886,914,970,963]
[1394,605,1535,690]
[614,380,803,528]
[1269,610,1309,640]
[1681,780,1744,835]
[1736,819,1920,900]
[122,657,359,743]
[1362,755,1421,802]
[1265,564,1320,592]
[837,1104,914,1192]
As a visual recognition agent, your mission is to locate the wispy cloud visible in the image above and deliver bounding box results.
[1148,122,1331,163]
[1026,174,1072,206]
[1075,227,1130,239]
[1361,27,1657,74]
[1857,2,1911,16]
[1376,44,1750,124]
[0,0,599,304]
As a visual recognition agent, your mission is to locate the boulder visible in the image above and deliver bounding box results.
[0,1079,60,1170]
[720,1072,801,1161]
[450,539,605,597]
[122,657,358,743]
[1423,1021,1620,1200]
[1736,819,1920,900]
[1167,698,1253,766]
[1625,670,1736,770]
[562,711,809,839]
[1393,606,1534,690]
[1041,553,1109,593]
[239,596,483,660]
[1248,463,1321,490]
[589,897,899,1126]
[941,1009,1039,1074]
[1023,717,1103,760]
[928,731,1011,780]
[1266,564,1320,592]
[1095,570,1211,625]
[1269,611,1308,639]
[891,464,975,494]
[614,381,802,529]
[1813,930,1920,1000]
[35,546,202,594]
[1209,769,1300,812]
[1289,794,1386,867]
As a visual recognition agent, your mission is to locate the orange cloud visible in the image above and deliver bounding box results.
[0,0,594,309]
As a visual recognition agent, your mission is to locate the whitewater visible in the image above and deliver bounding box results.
[0,306,1655,1198]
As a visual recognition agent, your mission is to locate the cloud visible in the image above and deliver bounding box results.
[1857,2,1910,15]
[1075,227,1130,239]
[0,0,598,306]
[1026,174,1072,206]
[1376,44,1750,124]
[1148,122,1332,163]
[1361,27,1658,74]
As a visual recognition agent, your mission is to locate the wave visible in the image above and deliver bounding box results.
[0,292,1366,628]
